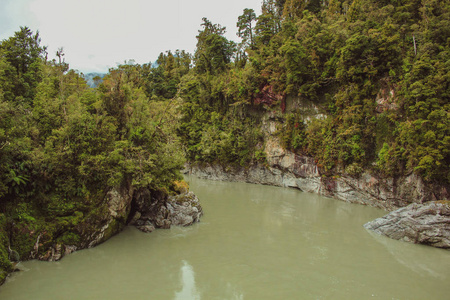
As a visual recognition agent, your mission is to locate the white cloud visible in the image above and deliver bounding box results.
[1,0,262,73]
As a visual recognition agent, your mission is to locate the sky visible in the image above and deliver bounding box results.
[0,0,262,73]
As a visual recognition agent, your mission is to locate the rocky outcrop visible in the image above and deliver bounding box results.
[364,201,450,249]
[6,184,202,265]
[31,184,135,262]
[1,180,203,286]
[129,189,203,233]
[186,156,448,212]
[186,159,449,248]
[38,244,78,262]
[186,113,449,211]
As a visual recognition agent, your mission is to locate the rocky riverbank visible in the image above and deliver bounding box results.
[0,183,202,285]
[35,187,203,262]
[129,189,203,233]
[186,161,450,249]
[185,142,448,212]
[186,113,448,211]
[184,115,449,248]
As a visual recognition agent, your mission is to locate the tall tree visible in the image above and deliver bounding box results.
[0,27,43,105]
[255,0,282,45]
[194,18,236,75]
[237,8,257,48]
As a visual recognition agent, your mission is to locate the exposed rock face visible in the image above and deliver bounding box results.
[186,158,448,212]
[167,192,203,226]
[32,184,135,262]
[186,114,449,211]
[38,244,79,262]
[364,201,450,249]
[129,190,203,233]
[1,182,203,286]
[186,156,449,249]
[32,185,202,262]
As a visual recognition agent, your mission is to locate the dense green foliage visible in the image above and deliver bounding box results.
[271,0,449,182]
[0,28,185,264]
[174,18,267,166]
[0,215,12,283]
[1,0,449,280]
[176,0,449,183]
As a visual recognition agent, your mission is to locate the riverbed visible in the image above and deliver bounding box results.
[1,176,449,299]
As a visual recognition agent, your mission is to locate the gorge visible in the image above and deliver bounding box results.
[1,0,450,296]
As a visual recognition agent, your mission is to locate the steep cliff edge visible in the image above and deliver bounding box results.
[186,113,449,211]
[186,154,449,249]
[0,184,202,285]
[185,112,449,249]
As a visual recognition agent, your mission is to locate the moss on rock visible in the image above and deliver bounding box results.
[100,218,124,244]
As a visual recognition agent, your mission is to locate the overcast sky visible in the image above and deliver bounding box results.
[1,0,262,73]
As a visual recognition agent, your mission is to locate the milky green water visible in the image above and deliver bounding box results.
[1,176,449,300]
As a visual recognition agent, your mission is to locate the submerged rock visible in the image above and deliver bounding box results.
[135,221,156,233]
[364,201,450,249]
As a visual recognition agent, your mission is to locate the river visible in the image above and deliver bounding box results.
[1,176,449,299]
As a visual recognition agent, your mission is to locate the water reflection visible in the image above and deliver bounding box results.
[173,261,245,300]
[174,261,200,300]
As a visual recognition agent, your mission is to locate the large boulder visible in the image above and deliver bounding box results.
[364,201,450,249]
[167,192,203,226]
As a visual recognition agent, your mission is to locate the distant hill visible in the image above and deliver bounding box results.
[83,73,105,88]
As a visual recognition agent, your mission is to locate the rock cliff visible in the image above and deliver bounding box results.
[1,184,203,284]
[36,187,203,262]
[35,184,136,262]
[186,116,448,211]
[185,113,449,249]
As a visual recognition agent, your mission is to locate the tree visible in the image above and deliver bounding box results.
[237,8,257,49]
[0,27,43,105]
[194,18,236,75]
[144,50,191,100]
[255,0,282,45]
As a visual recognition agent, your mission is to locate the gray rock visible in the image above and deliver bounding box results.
[168,192,203,226]
[38,244,79,262]
[39,244,62,262]
[136,222,156,233]
[133,191,203,233]
[128,212,141,225]
[107,186,134,219]
[364,201,450,249]
[64,245,77,256]
[184,127,450,252]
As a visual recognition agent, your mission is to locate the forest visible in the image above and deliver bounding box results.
[1,0,449,282]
